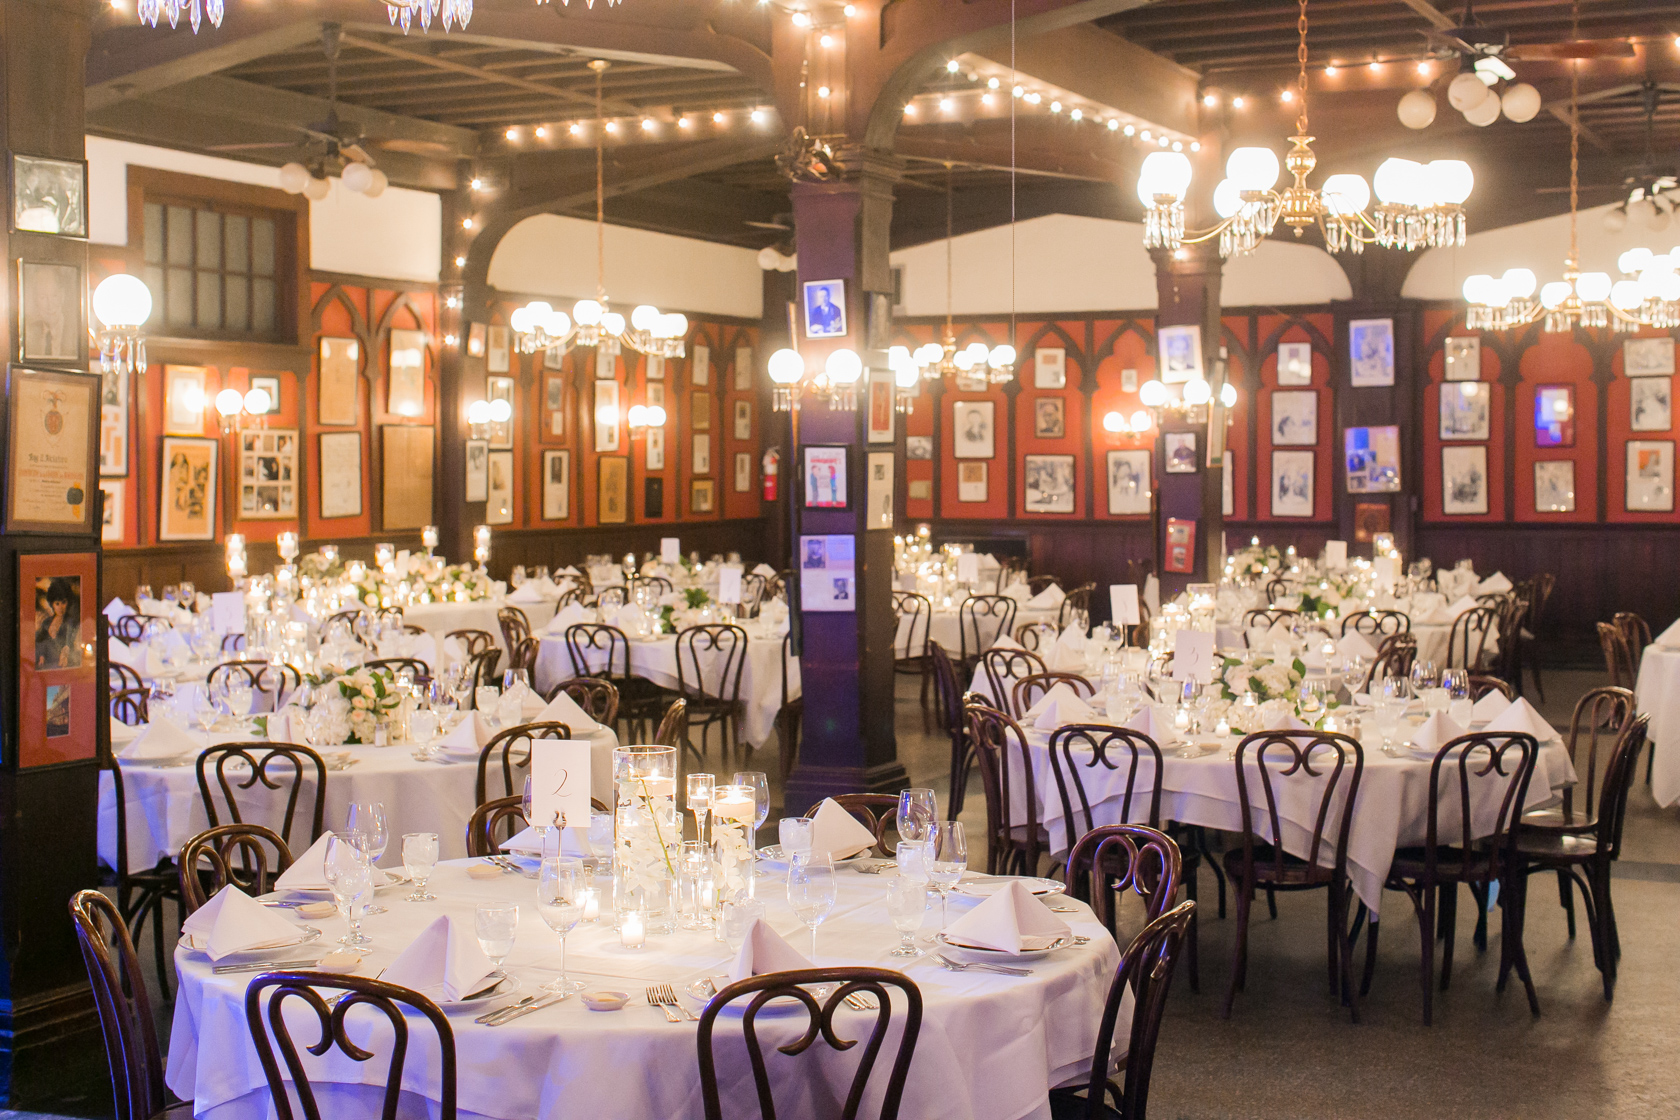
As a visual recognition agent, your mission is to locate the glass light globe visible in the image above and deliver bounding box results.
[825,348,863,384]
[1464,94,1501,127]
[626,404,648,427]
[662,313,688,338]
[895,362,919,389]
[365,170,388,199]
[888,345,911,368]
[466,400,492,424]
[1500,268,1537,299]
[1126,410,1147,431]
[92,273,153,329]
[1658,272,1680,303]
[953,350,975,370]
[631,305,660,332]
[988,344,1016,369]
[1485,278,1514,308]
[1604,207,1628,232]
[1182,377,1211,405]
[1220,381,1238,408]
[1397,88,1437,129]
[1136,151,1193,206]
[1226,146,1280,193]
[1321,173,1370,215]
[645,404,667,427]
[303,176,331,201]
[1447,71,1490,112]
[915,342,943,365]
[1213,178,1244,219]
[768,348,804,385]
[1577,272,1613,302]
[545,310,572,336]
[341,162,373,193]
[1539,281,1572,310]
[243,387,271,414]
[509,306,531,334]
[1612,280,1645,310]
[1620,248,1655,275]
[757,246,781,270]
[487,399,513,423]
[1501,82,1541,123]
[1427,160,1474,205]
[572,299,603,327]
[215,389,244,417]
[1102,411,1127,433]
[963,342,989,364]
[278,162,310,194]
[1139,379,1168,407]
[1373,158,1421,206]
[601,312,626,336]
[1461,274,1496,305]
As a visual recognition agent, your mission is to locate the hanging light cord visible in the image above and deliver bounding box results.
[595,61,607,303]
[1567,0,1580,267]
[1009,0,1017,350]
[1295,0,1309,135]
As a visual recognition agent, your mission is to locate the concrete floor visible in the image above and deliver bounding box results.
[24,667,1680,1118]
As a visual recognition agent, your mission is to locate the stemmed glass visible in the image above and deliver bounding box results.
[346,803,390,913]
[733,771,770,860]
[926,821,968,929]
[786,854,837,960]
[323,835,373,947]
[896,788,937,846]
[475,905,518,975]
[1410,659,1440,698]
[536,857,586,995]
[885,876,927,957]
[687,773,715,845]
[402,832,438,901]
[1379,675,1412,757]
[523,776,558,857]
[1442,668,1472,724]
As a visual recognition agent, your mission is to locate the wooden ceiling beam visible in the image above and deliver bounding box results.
[1394,0,1457,32]
[336,32,642,116]
[496,135,783,221]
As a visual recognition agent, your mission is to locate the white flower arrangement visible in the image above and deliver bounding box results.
[302,666,401,744]
[1229,544,1282,579]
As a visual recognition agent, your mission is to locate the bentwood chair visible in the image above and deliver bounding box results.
[99,754,177,996]
[957,595,1018,674]
[804,793,901,858]
[1062,825,1181,936]
[1522,573,1557,702]
[445,628,496,659]
[979,647,1047,717]
[177,823,293,914]
[1012,672,1097,720]
[465,647,504,695]
[467,794,529,857]
[68,891,194,1120]
[1049,900,1196,1120]
[1467,674,1514,702]
[673,624,749,766]
[1597,622,1637,691]
[566,623,658,740]
[655,698,692,767]
[111,687,150,726]
[196,742,327,853]
[1446,606,1500,671]
[207,660,302,713]
[364,657,429,681]
[966,699,1050,876]
[1614,611,1652,677]
[929,643,974,818]
[1242,608,1298,648]
[892,590,936,729]
[1265,578,1291,605]
[739,572,769,618]
[1341,610,1409,639]
[244,972,457,1120]
[544,677,619,726]
[1058,583,1097,630]
[775,633,802,778]
[696,968,923,1120]
[594,585,628,613]
[109,661,144,694]
[475,721,575,805]
[630,574,674,600]
[1027,575,1063,597]
[497,606,532,653]
[1363,633,1418,690]
[111,613,148,643]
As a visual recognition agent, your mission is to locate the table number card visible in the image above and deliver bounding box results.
[1373,555,1398,592]
[660,537,681,564]
[717,565,743,605]
[1172,630,1216,683]
[956,552,980,584]
[210,591,246,635]
[1325,540,1348,570]
[1110,584,1140,627]
[531,740,593,831]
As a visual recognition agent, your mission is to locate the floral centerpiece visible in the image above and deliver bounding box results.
[1293,573,1364,620]
[299,666,402,744]
[299,553,497,608]
[612,745,679,933]
[1228,543,1282,579]
[1218,653,1306,703]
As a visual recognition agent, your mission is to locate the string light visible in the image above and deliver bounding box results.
[818,86,831,98]
[505,127,519,141]
[713,111,725,124]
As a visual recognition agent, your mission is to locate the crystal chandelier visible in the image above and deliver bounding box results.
[385,0,471,34]
[903,168,1015,388]
[92,274,152,383]
[1137,0,1471,259]
[137,0,222,32]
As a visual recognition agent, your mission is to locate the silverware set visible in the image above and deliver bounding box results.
[476,991,567,1026]
[647,984,698,1021]
[482,855,536,879]
[844,990,880,1011]
[937,953,1033,977]
[211,958,321,974]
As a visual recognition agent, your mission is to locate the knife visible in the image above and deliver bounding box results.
[487,992,567,1025]
[212,958,322,974]
[475,995,535,1025]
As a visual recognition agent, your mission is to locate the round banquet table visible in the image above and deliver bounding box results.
[896,605,1060,659]
[1216,616,1496,669]
[405,598,558,655]
[1634,643,1680,808]
[100,717,619,869]
[166,861,1121,1120]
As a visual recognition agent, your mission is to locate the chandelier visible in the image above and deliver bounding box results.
[137,0,221,32]
[508,61,687,362]
[1137,0,1471,259]
[385,0,471,34]
[905,168,1015,385]
[92,274,152,384]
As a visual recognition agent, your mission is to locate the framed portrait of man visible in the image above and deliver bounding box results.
[802,280,847,338]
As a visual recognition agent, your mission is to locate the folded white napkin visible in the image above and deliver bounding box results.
[547,603,590,635]
[1474,572,1513,595]
[181,884,304,961]
[275,832,390,893]
[1410,591,1446,614]
[439,636,468,669]
[438,712,493,754]
[1048,627,1088,672]
[136,597,173,618]
[1024,683,1095,730]
[615,604,649,632]
[534,576,560,597]
[265,706,296,744]
[1470,691,1509,724]
[108,638,141,671]
[1123,704,1176,747]
[1261,711,1311,732]
[382,915,498,1002]
[943,879,1070,953]
[104,597,134,621]
[503,825,596,858]
[989,632,1024,651]
[520,688,547,720]
[1484,696,1557,744]
[1447,596,1483,618]
[559,565,582,577]
[1026,585,1066,610]
[1002,584,1032,604]
[727,917,813,981]
[118,716,202,761]
[1407,711,1465,755]
[1657,617,1680,650]
[807,798,879,861]
[1337,631,1378,661]
[536,690,595,731]
[752,563,777,578]
[507,582,547,605]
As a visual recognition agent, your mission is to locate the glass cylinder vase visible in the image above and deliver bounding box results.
[711,783,757,901]
[612,745,679,934]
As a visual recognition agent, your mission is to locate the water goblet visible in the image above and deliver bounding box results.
[733,771,770,863]
[1379,674,1412,756]
[403,832,439,901]
[347,802,390,912]
[786,853,837,960]
[885,876,928,957]
[926,821,968,930]
[897,788,937,846]
[536,857,586,995]
[474,904,518,972]
[1410,659,1440,697]
[323,836,373,947]
[475,685,501,717]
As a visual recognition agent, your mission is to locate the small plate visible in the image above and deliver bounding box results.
[182,924,322,958]
[936,932,1072,961]
[950,876,1065,899]
[272,871,411,897]
[755,845,869,869]
[424,972,522,1010]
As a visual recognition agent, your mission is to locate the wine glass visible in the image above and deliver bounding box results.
[897,788,937,846]
[522,775,559,856]
[475,904,518,973]
[1442,667,1473,724]
[786,853,837,960]
[1410,659,1440,697]
[403,832,438,901]
[926,821,968,929]
[475,685,500,715]
[885,876,927,957]
[346,803,390,913]
[687,773,715,845]
[225,676,254,722]
[503,668,530,697]
[1379,674,1412,757]
[536,857,586,995]
[323,835,373,947]
[510,565,527,588]
[733,771,770,859]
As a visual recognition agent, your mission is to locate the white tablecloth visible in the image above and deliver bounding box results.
[405,599,558,656]
[167,862,1120,1120]
[1217,617,1497,669]
[1636,644,1680,807]
[897,606,1059,659]
[100,718,619,869]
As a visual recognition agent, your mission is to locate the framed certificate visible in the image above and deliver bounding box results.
[6,366,98,535]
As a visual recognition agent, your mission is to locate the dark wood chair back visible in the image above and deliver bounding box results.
[804,793,899,857]
[1232,730,1363,885]
[776,634,801,777]
[1057,583,1096,629]
[740,572,769,617]
[467,794,528,857]
[1046,725,1163,856]
[697,968,922,1120]
[475,721,574,805]
[507,635,540,673]
[1026,575,1062,596]
[1614,611,1652,675]
[891,591,932,661]
[565,622,632,682]
[324,609,373,646]
[1562,685,1635,825]
[1418,732,1537,886]
[1265,578,1291,605]
[1012,671,1096,719]
[1243,609,1298,646]
[208,660,302,712]
[109,661,144,694]
[1597,621,1635,689]
[1341,609,1409,638]
[244,971,457,1120]
[556,586,589,609]
[1014,621,1059,653]
[445,628,495,658]
[1366,632,1418,689]
[629,574,673,598]
[656,697,690,752]
[674,624,749,711]
[929,643,971,818]
[1062,823,1180,939]
[1446,606,1499,670]
[594,585,628,612]
[465,647,503,694]
[196,742,327,852]
[958,595,1018,666]
[1596,714,1651,862]
[178,824,293,914]
[68,890,168,1120]
[365,657,429,680]
[1467,674,1513,701]
[111,613,147,643]
[497,606,532,652]
[547,677,619,725]
[111,687,150,726]
[966,700,1045,876]
[979,647,1047,716]
[222,633,247,654]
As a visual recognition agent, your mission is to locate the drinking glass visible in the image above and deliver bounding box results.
[503,668,531,696]
[926,821,968,929]
[475,904,518,971]
[178,580,196,602]
[1297,680,1327,724]
[587,811,614,867]
[409,708,439,750]
[324,836,373,947]
[687,773,716,845]
[402,832,438,901]
[1410,659,1440,696]
[510,565,527,588]
[476,685,500,715]
[885,876,927,957]
[778,816,812,857]
[721,896,765,951]
[346,802,390,913]
[226,677,254,721]
[733,771,770,858]
[522,775,556,854]
[1379,675,1412,756]
[1442,667,1474,725]
[135,584,153,602]
[536,857,586,995]
[896,788,937,846]
[786,854,837,960]
[895,838,929,883]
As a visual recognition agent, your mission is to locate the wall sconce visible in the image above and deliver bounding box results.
[474,524,491,569]
[1102,408,1155,435]
[215,385,272,434]
[1135,376,1238,424]
[92,273,152,384]
[467,397,512,440]
[767,347,863,412]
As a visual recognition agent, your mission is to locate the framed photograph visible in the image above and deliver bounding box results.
[1440,382,1491,441]
[734,399,753,441]
[803,445,849,509]
[467,322,487,359]
[1223,449,1235,516]
[734,346,753,391]
[1024,453,1076,513]
[318,431,362,519]
[464,438,489,502]
[1627,440,1675,512]
[1631,377,1672,432]
[691,344,710,386]
[692,433,711,474]
[7,367,97,535]
[1121,368,1138,393]
[158,436,217,540]
[18,261,79,363]
[734,451,753,493]
[1625,337,1676,377]
[249,375,282,415]
[1271,449,1315,517]
[867,452,894,529]
[1034,348,1067,389]
[99,366,127,478]
[387,329,426,419]
[1534,460,1576,513]
[1106,449,1151,514]
[164,366,207,435]
[1033,397,1066,439]
[1157,324,1202,385]
[598,456,628,523]
[1164,431,1198,474]
[1534,384,1575,447]
[1349,318,1395,387]
[1442,445,1490,515]
[381,425,433,530]
[12,154,87,237]
[485,449,514,525]
[487,325,510,373]
[1270,390,1318,445]
[543,449,572,519]
[908,479,933,501]
[98,480,123,542]
[646,427,665,471]
[19,551,99,768]
[1354,502,1391,542]
[647,382,665,410]
[1164,518,1196,573]
[544,345,566,370]
[646,355,665,381]
[906,436,934,460]
[691,478,716,514]
[867,371,894,444]
[546,376,566,437]
[957,461,988,503]
[1345,425,1401,493]
[954,368,987,393]
[1444,336,1481,381]
[691,392,712,432]
[644,477,663,519]
[319,337,359,426]
[1277,342,1313,385]
[486,375,514,448]
[802,280,847,338]
[952,400,995,459]
[598,340,619,380]
[594,381,620,452]
[238,428,297,519]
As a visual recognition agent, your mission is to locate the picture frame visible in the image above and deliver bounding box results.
[644,476,663,519]
[1270,390,1318,445]
[691,478,716,514]
[595,340,617,380]
[1034,348,1067,389]
[1354,502,1391,542]
[1349,318,1396,387]
[867,371,894,444]
[249,375,282,415]
[691,344,710,386]
[1631,376,1672,432]
[1106,449,1151,515]
[545,345,567,370]
[646,427,665,471]
[485,449,514,525]
[157,435,218,540]
[802,280,848,338]
[318,431,362,519]
[867,451,894,529]
[12,154,87,238]
[1033,397,1066,439]
[381,425,434,530]
[734,451,753,493]
[486,375,514,448]
[1444,336,1481,381]
[1439,382,1491,441]
[734,399,754,441]
[1223,449,1235,516]
[464,438,489,502]
[646,355,665,381]
[1441,445,1490,515]
[1121,368,1139,393]
[487,325,510,373]
[1163,431,1198,473]
[1023,453,1076,513]
[18,260,80,364]
[1157,324,1202,385]
[546,375,566,438]
[598,456,628,523]
[1164,518,1195,573]
[99,365,127,477]
[1534,460,1575,513]
[238,428,297,519]
[1627,440,1675,512]
[99,479,123,542]
[1277,342,1313,385]
[319,337,360,426]
[908,479,933,501]
[1271,449,1315,518]
[467,322,487,358]
[957,461,988,503]
[1345,425,1402,493]
[952,400,995,459]
[802,445,849,509]
[692,433,711,475]
[906,436,934,460]
[1534,384,1575,447]
[163,366,207,435]
[387,329,427,419]
[7,366,98,535]
[18,550,99,768]
[734,346,754,391]
[594,380,620,452]
[691,392,711,431]
[1625,337,1676,377]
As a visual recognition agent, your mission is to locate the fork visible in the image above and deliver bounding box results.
[659,982,699,1020]
[844,991,879,1011]
[937,953,1032,977]
[645,985,681,1022]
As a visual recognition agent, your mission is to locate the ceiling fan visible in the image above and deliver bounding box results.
[1532,82,1680,233]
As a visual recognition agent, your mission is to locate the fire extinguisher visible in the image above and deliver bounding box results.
[761,447,779,501]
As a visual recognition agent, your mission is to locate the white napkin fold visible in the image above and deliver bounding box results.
[1026,585,1066,610]
[503,825,596,858]
[1123,704,1176,746]
[382,915,498,1002]
[438,712,493,754]
[559,565,582,577]
[1002,584,1032,604]
[275,831,390,892]
[1261,711,1311,732]
[1470,691,1509,724]
[989,632,1024,651]
[1447,595,1483,618]
[1024,683,1095,730]
[1474,572,1513,595]
[615,604,649,632]
[728,917,814,981]
[118,716,202,761]
[752,563,777,578]
[1656,617,1680,650]
[1484,696,1557,744]
[807,798,879,861]
[546,603,590,635]
[520,689,547,720]
[536,690,596,731]
[534,576,561,597]
[1407,711,1465,755]
[507,582,547,605]
[943,879,1070,953]
[104,597,135,621]
[1336,631,1378,661]
[180,884,304,961]
[1048,627,1088,673]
